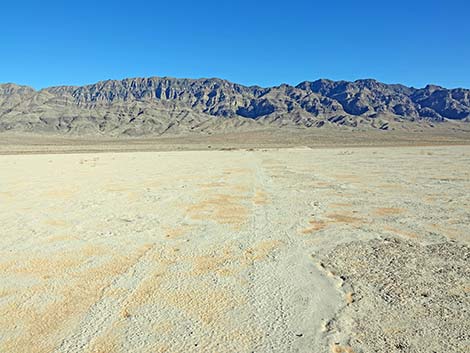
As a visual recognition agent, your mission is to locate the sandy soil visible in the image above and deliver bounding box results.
[1,128,470,155]
[0,146,469,352]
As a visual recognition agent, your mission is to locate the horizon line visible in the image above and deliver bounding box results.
[1,75,468,91]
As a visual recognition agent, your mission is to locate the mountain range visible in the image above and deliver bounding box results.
[0,77,469,136]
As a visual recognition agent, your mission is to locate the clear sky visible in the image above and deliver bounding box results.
[1,0,469,89]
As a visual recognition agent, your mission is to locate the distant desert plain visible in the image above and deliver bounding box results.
[0,130,469,353]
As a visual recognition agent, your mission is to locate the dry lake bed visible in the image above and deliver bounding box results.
[0,146,469,352]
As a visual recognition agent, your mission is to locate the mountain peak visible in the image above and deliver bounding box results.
[0,76,469,136]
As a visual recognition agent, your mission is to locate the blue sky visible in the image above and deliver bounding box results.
[1,0,469,89]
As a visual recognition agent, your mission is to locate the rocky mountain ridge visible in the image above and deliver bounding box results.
[0,77,469,136]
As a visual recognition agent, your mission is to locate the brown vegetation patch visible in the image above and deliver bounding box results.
[424,195,437,203]
[42,188,76,199]
[186,194,249,227]
[231,184,251,193]
[0,289,13,299]
[43,234,76,244]
[192,249,235,275]
[383,225,419,239]
[327,214,364,224]
[314,181,332,187]
[302,213,365,233]
[374,207,404,216]
[244,240,283,264]
[86,329,123,353]
[104,183,135,192]
[163,224,193,239]
[300,220,327,234]
[43,219,68,227]
[331,344,355,353]
[122,271,166,310]
[253,190,268,205]
[5,250,88,277]
[330,203,353,208]
[198,181,227,188]
[152,320,175,334]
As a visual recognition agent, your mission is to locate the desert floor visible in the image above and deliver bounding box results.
[0,146,469,352]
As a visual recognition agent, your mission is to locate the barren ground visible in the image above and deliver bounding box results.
[0,142,469,352]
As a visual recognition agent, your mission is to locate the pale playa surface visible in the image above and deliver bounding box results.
[0,146,469,352]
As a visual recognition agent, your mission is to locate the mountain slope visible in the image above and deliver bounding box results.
[0,77,469,136]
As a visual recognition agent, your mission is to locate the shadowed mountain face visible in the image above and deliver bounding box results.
[0,77,469,136]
